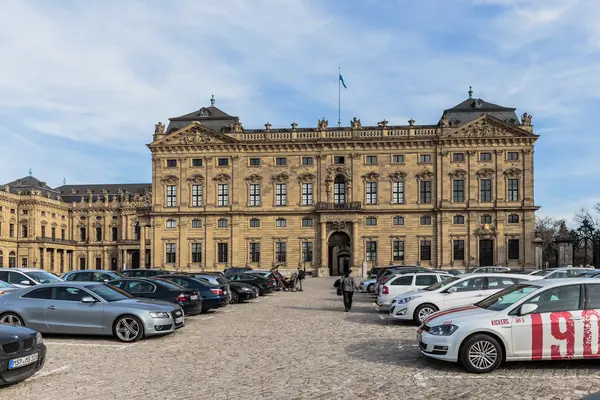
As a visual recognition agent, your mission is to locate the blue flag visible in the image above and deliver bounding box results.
[339,73,347,89]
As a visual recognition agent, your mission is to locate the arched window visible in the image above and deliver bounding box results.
[420,215,432,225]
[366,216,377,226]
[276,218,287,228]
[333,175,346,204]
[302,217,313,227]
[393,216,405,226]
[453,215,465,224]
[250,218,261,228]
[481,214,492,224]
[191,219,202,228]
[508,214,520,224]
[218,218,229,228]
[8,251,16,268]
[166,219,176,228]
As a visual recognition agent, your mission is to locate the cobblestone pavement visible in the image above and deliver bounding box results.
[3,278,599,399]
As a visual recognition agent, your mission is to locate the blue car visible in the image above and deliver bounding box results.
[157,275,230,312]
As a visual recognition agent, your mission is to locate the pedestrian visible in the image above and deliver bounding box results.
[297,267,305,291]
[339,269,359,312]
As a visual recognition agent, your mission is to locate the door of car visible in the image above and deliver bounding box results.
[414,274,440,291]
[18,286,54,331]
[386,275,414,299]
[510,284,583,360]
[123,280,157,299]
[46,286,104,334]
[7,271,35,287]
[441,276,486,309]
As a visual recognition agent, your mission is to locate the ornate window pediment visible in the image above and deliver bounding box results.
[297,173,316,183]
[245,174,263,183]
[271,172,289,183]
[474,224,498,238]
[187,174,204,184]
[477,168,495,178]
[448,169,467,179]
[362,172,380,181]
[388,171,406,181]
[416,169,434,180]
[504,168,522,178]
[213,173,231,183]
[326,166,351,181]
[161,175,178,185]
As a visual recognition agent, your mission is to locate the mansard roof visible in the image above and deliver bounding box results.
[55,183,151,203]
[442,97,520,127]
[2,176,59,197]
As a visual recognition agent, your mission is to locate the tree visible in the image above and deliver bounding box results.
[535,216,560,267]
[574,207,600,228]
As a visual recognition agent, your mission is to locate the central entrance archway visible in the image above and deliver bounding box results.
[328,231,351,276]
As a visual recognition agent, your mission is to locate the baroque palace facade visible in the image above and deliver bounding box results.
[0,92,539,276]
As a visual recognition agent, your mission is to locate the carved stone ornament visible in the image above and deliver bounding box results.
[388,171,406,181]
[439,112,450,128]
[448,119,516,138]
[523,148,533,155]
[448,169,468,178]
[362,172,380,181]
[231,121,243,133]
[213,173,231,183]
[317,118,328,130]
[331,221,347,232]
[416,169,434,180]
[350,153,362,160]
[187,174,205,184]
[377,120,388,128]
[291,122,298,131]
[474,224,498,238]
[4,185,9,192]
[476,168,495,178]
[326,166,351,181]
[467,150,476,156]
[271,172,289,183]
[245,174,263,183]
[521,113,533,126]
[161,175,178,185]
[297,173,316,183]
[504,168,522,178]
[494,149,505,155]
[168,129,225,145]
[350,117,361,129]
[154,122,165,135]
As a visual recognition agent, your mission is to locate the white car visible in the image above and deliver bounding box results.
[390,273,541,324]
[0,268,64,287]
[528,267,594,279]
[359,278,377,293]
[470,266,510,274]
[377,272,451,309]
[418,278,600,373]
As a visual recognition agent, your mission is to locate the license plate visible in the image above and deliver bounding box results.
[190,295,198,300]
[175,317,184,324]
[9,352,38,370]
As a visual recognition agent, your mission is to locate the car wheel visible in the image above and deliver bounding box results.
[414,304,438,324]
[113,315,144,343]
[367,283,375,293]
[459,334,503,373]
[0,312,24,326]
[230,291,239,304]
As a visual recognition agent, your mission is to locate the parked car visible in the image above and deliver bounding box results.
[0,283,184,342]
[243,270,284,290]
[444,269,464,276]
[120,269,171,278]
[108,278,203,316]
[191,274,232,302]
[377,272,453,309]
[158,275,231,310]
[528,267,594,279]
[0,268,63,288]
[359,278,378,293]
[468,266,511,274]
[0,324,46,385]
[62,270,124,282]
[572,270,600,278]
[0,280,21,296]
[223,267,253,274]
[390,273,541,324]
[375,267,433,294]
[227,282,259,303]
[419,279,600,373]
[226,273,275,295]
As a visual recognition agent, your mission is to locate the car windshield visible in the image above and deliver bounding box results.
[86,284,134,302]
[423,276,459,291]
[154,279,185,290]
[476,284,540,311]
[24,271,63,284]
[530,270,551,276]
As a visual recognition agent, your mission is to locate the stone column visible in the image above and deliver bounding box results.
[139,225,146,269]
[533,237,543,270]
[122,249,127,269]
[320,221,328,277]
[352,221,359,272]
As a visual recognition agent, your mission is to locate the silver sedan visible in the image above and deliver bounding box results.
[0,282,184,342]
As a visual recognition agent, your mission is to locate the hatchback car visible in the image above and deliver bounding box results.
[377,272,452,309]
[0,324,46,385]
[62,270,124,283]
[0,268,63,288]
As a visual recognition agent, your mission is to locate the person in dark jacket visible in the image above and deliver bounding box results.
[339,269,360,312]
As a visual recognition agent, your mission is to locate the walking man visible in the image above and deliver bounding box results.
[339,269,359,312]
[297,267,305,291]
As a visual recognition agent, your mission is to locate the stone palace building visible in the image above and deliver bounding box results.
[0,91,539,276]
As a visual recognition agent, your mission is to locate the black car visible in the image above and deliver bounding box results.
[226,273,275,295]
[223,267,253,274]
[120,269,170,278]
[108,278,203,316]
[157,275,230,312]
[0,324,46,385]
[227,282,259,304]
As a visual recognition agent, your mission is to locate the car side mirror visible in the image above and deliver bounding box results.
[519,303,538,315]
[447,287,457,293]
[104,279,109,283]
[20,281,31,285]
[81,296,97,304]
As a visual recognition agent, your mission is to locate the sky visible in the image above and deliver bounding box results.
[0,0,599,225]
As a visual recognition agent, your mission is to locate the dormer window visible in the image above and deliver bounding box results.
[199,108,209,117]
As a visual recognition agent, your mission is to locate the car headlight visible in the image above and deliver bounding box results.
[428,324,459,336]
[150,312,170,318]
[35,332,43,345]
[396,296,420,304]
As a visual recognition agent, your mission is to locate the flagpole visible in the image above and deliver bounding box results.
[338,67,341,127]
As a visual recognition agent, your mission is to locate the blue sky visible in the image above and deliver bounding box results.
[0,0,599,224]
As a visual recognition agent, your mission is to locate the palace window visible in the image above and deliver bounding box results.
[302,217,313,227]
[302,157,313,166]
[393,240,404,261]
[166,159,177,168]
[96,227,102,241]
[276,218,287,228]
[250,243,260,263]
[420,215,432,225]
[334,156,345,164]
[393,216,405,226]
[507,179,519,201]
[275,242,287,263]
[275,157,287,166]
[22,210,28,215]
[249,184,261,206]
[420,240,432,261]
[79,227,86,241]
[217,243,228,263]
[249,158,261,166]
[508,214,520,224]
[250,218,261,228]
[333,176,346,204]
[112,227,118,241]
[192,158,203,167]
[366,241,377,261]
[8,252,16,268]
[508,239,520,260]
[301,183,313,206]
[218,218,229,228]
[191,184,203,207]
[453,240,465,261]
[366,216,377,226]
[453,215,465,224]
[9,224,14,238]
[479,152,492,161]
[40,226,46,238]
[481,214,492,224]
[507,152,519,161]
[42,211,46,217]
[166,219,176,228]
[365,155,377,165]
[218,158,229,167]
[61,228,66,240]
[21,224,27,238]
[392,154,404,164]
[217,184,229,206]
[480,179,492,202]
[392,181,404,204]
[166,185,177,207]
[165,243,176,263]
[419,181,432,203]
[452,153,465,162]
[453,179,465,202]
[419,154,431,163]
[302,242,313,262]
[191,243,202,263]
[191,219,202,228]
[51,227,56,239]
[365,182,377,204]
[275,184,287,206]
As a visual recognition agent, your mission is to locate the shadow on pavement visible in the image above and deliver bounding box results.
[279,305,376,313]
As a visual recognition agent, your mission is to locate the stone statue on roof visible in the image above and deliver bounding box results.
[350,117,361,129]
[154,122,165,135]
[521,113,533,126]
[317,118,328,130]
[439,112,450,128]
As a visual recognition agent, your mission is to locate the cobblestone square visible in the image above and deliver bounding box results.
[3,278,598,400]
